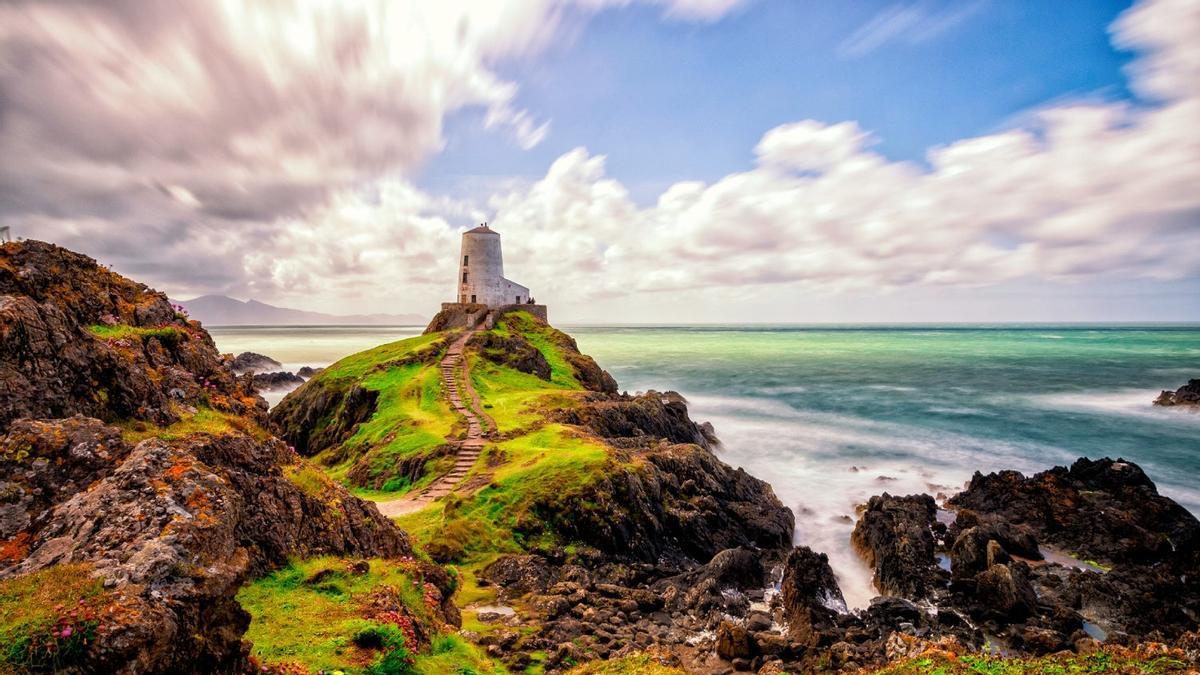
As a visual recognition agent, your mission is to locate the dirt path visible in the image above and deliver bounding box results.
[376,329,490,518]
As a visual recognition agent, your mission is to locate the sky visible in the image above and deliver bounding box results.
[0,0,1198,323]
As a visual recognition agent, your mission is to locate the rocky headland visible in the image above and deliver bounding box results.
[0,242,458,673]
[1,240,1196,674]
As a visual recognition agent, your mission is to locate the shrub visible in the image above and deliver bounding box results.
[353,623,417,675]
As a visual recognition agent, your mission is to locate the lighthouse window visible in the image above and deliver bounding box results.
[462,272,468,283]
[463,255,469,266]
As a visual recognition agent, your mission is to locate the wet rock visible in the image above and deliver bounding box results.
[716,621,756,660]
[852,493,942,598]
[780,546,845,647]
[1154,379,1200,408]
[949,521,1039,579]
[230,351,282,373]
[251,370,305,391]
[975,563,1038,620]
[950,458,1199,567]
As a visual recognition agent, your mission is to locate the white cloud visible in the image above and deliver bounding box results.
[838,1,987,58]
[1,0,1196,321]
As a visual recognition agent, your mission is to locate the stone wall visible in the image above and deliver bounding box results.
[425,303,548,334]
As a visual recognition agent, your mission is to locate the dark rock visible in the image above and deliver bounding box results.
[296,366,322,378]
[1153,379,1200,408]
[230,351,282,374]
[949,457,1199,567]
[851,493,941,598]
[272,381,384,456]
[482,555,555,599]
[0,240,262,428]
[543,444,794,567]
[716,621,756,660]
[470,331,552,381]
[975,564,1038,620]
[780,546,845,647]
[949,521,1039,579]
[251,370,305,391]
[554,390,715,450]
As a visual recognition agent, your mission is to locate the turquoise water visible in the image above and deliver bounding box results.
[210,324,1200,606]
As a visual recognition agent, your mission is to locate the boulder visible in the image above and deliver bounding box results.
[230,351,282,374]
[251,370,305,391]
[851,493,942,598]
[1153,379,1200,408]
[780,546,845,647]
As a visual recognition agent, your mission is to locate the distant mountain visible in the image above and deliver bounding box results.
[175,295,424,326]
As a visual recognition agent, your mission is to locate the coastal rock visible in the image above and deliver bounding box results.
[948,520,1041,580]
[1,240,261,427]
[470,330,552,380]
[555,390,716,450]
[251,370,305,391]
[296,366,322,378]
[851,493,942,599]
[948,457,1199,566]
[230,351,282,374]
[779,546,845,647]
[0,417,422,672]
[273,380,383,456]
[1154,379,1200,408]
[545,443,794,567]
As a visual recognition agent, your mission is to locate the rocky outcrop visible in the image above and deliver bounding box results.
[851,493,943,599]
[271,346,441,456]
[470,330,551,380]
[296,366,322,378]
[554,391,715,450]
[0,241,439,673]
[230,352,282,374]
[1,240,261,428]
[949,457,1199,567]
[0,416,416,672]
[251,370,305,391]
[1154,379,1200,408]
[540,443,793,567]
[779,546,845,647]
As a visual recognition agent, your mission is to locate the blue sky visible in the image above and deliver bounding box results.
[2,0,1197,321]
[421,1,1139,204]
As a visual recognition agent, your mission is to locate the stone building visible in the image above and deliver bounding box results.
[425,223,547,333]
[457,223,531,306]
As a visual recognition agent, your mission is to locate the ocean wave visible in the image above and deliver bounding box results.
[1030,389,1200,425]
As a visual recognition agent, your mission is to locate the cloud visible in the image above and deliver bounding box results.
[838,0,987,58]
[478,0,1199,307]
[0,0,1196,320]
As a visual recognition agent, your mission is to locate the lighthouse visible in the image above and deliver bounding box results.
[456,223,531,307]
[428,223,547,333]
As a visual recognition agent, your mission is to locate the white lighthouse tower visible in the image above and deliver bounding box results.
[457,223,531,307]
[430,223,547,332]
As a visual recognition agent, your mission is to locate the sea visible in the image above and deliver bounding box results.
[209,324,1200,608]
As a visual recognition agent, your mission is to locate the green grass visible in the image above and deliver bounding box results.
[0,564,106,671]
[118,406,267,443]
[414,634,504,675]
[238,557,442,674]
[320,333,447,381]
[397,425,610,564]
[876,650,1192,674]
[308,344,459,494]
[87,324,186,346]
[285,461,335,499]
